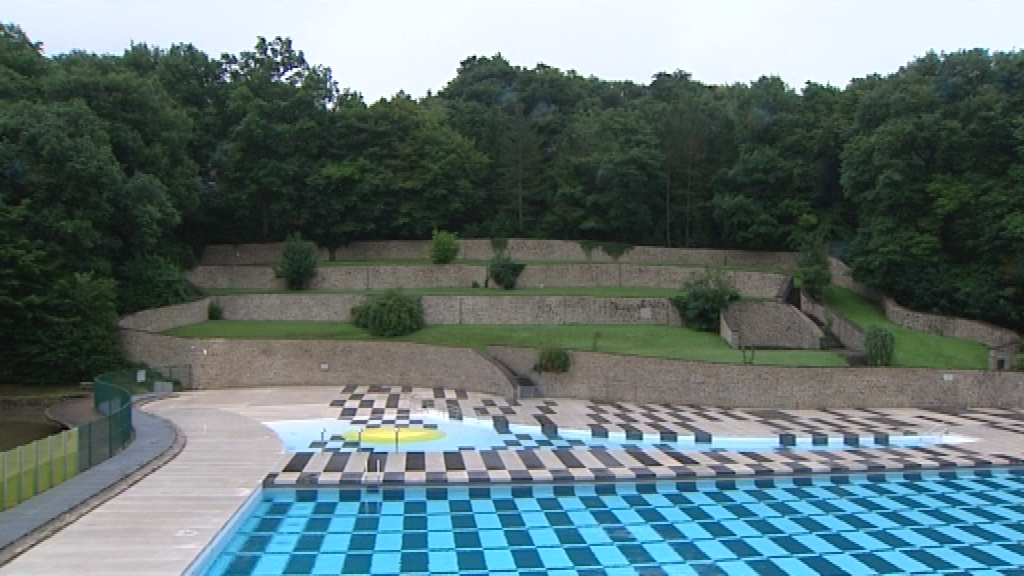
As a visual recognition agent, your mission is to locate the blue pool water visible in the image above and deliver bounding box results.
[198,468,1024,575]
[264,415,956,453]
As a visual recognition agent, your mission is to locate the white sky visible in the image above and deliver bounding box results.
[6,0,1023,101]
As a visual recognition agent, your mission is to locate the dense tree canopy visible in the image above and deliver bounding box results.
[1,22,1022,381]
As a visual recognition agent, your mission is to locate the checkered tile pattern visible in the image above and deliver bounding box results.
[266,386,1024,488]
[212,469,1024,575]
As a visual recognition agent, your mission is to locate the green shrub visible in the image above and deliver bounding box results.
[488,254,526,290]
[351,289,425,337]
[535,346,571,373]
[669,270,740,332]
[865,326,895,366]
[273,232,318,290]
[208,300,223,320]
[1016,353,1024,371]
[430,229,460,264]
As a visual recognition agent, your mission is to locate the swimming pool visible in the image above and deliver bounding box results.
[195,467,1024,575]
[264,415,961,453]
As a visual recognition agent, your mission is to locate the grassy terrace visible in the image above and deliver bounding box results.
[823,286,989,369]
[164,322,849,367]
[187,256,997,370]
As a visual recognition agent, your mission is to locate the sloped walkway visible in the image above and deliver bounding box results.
[0,401,178,564]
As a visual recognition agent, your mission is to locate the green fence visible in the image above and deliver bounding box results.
[78,376,133,471]
[1,428,79,511]
[0,365,190,512]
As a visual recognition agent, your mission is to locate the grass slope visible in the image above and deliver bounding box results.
[823,286,988,369]
[165,321,848,367]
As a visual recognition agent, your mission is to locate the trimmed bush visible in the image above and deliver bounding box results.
[430,229,459,264]
[351,289,425,337]
[208,300,223,320]
[535,346,571,373]
[669,270,740,332]
[488,254,525,290]
[273,232,318,290]
[865,326,895,366]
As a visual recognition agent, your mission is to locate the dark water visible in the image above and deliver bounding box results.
[0,410,64,452]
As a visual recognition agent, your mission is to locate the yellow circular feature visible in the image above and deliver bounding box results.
[342,427,445,445]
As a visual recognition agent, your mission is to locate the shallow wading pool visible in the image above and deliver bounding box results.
[263,414,965,454]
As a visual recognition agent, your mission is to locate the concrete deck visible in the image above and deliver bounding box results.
[1,386,1022,575]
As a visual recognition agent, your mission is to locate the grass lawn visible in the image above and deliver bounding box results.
[202,286,686,298]
[165,321,848,367]
[823,286,989,369]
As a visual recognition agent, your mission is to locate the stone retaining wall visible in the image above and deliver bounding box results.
[721,301,823,349]
[122,334,513,395]
[488,347,1024,409]
[198,239,799,269]
[118,299,211,333]
[166,294,681,325]
[827,257,1019,368]
[799,291,865,352]
[187,264,787,297]
[422,296,680,325]
[881,296,1018,349]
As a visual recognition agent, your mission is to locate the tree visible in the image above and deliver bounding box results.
[548,108,664,243]
[0,23,48,101]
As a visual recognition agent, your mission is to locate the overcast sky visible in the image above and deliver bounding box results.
[6,1,1023,101]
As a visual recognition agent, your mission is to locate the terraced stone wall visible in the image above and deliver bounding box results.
[122,335,514,395]
[198,239,799,269]
[118,299,211,333]
[489,347,1024,409]
[166,294,681,325]
[827,258,1019,369]
[720,301,823,349]
[187,264,787,298]
[799,291,865,352]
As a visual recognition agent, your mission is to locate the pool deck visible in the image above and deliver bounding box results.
[2,385,1023,575]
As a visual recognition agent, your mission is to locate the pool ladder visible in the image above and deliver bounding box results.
[363,456,383,487]
[362,457,382,513]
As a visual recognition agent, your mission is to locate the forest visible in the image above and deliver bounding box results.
[1,23,1022,382]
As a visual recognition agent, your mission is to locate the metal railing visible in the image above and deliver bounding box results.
[0,365,190,511]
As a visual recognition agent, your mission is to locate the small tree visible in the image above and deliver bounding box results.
[865,326,895,366]
[796,243,831,300]
[430,229,459,264]
[274,232,318,290]
[670,269,740,332]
